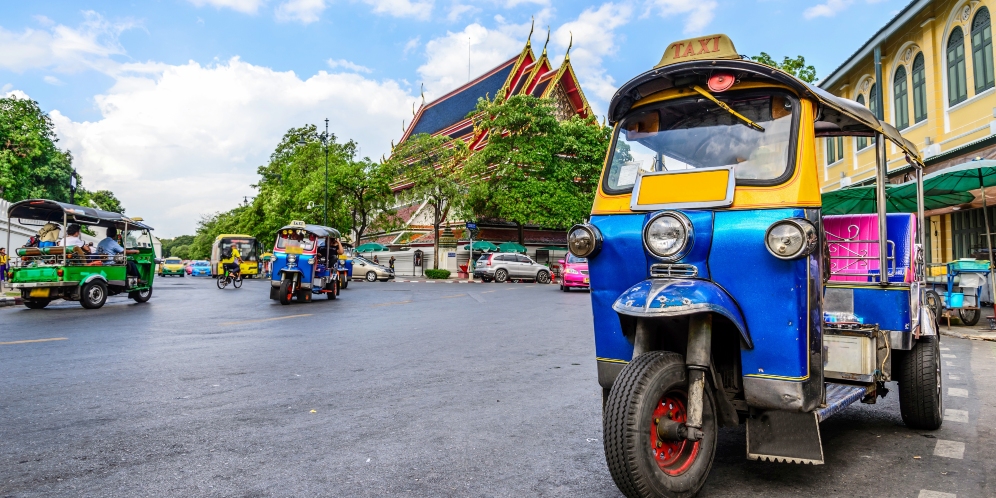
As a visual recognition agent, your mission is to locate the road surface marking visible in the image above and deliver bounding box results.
[946,361,956,367]
[948,388,969,397]
[441,294,464,299]
[468,293,486,304]
[0,337,68,346]
[942,353,956,358]
[944,409,969,423]
[919,491,956,498]
[949,374,961,380]
[933,439,965,459]
[481,290,496,294]
[940,347,951,351]
[221,314,312,326]
[371,300,413,308]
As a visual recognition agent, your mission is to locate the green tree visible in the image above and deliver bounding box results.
[76,189,125,213]
[332,157,395,244]
[0,96,75,202]
[464,94,610,244]
[160,235,195,257]
[388,133,468,269]
[750,53,817,83]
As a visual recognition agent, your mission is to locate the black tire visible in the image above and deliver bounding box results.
[482,277,492,283]
[181,273,185,278]
[562,284,570,292]
[23,299,50,309]
[924,290,943,323]
[279,279,294,305]
[604,351,717,498]
[494,269,508,283]
[340,278,348,289]
[233,275,243,289]
[328,278,338,300]
[80,281,108,309]
[217,275,227,289]
[536,270,551,284]
[958,307,980,326]
[898,336,943,430]
[130,288,152,303]
[366,271,377,282]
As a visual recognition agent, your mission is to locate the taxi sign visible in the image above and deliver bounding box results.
[655,34,739,68]
[291,220,306,227]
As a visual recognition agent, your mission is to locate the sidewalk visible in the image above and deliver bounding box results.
[941,323,996,342]
[0,289,22,308]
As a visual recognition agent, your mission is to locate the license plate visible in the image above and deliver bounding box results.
[29,288,50,298]
[583,278,589,284]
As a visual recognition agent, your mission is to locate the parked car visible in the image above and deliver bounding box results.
[188,260,211,277]
[353,256,395,282]
[559,253,589,291]
[474,252,552,283]
[160,257,185,277]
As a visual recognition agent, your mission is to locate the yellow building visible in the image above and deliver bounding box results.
[820,0,996,262]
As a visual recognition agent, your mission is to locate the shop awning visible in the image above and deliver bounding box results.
[355,243,388,253]
[497,242,527,253]
[464,241,499,251]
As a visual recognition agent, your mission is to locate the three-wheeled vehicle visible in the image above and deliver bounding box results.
[269,221,341,305]
[572,34,939,497]
[6,199,157,309]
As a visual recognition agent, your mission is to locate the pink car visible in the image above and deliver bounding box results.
[559,253,589,291]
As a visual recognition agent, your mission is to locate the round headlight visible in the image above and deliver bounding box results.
[644,212,691,260]
[287,254,298,264]
[568,224,602,258]
[765,219,817,260]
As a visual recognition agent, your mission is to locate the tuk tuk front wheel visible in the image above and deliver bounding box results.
[80,281,108,309]
[23,299,50,309]
[898,335,943,430]
[604,351,717,498]
[279,279,294,305]
[130,288,152,303]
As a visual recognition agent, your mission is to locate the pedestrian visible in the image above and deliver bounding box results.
[0,247,7,290]
[389,256,395,270]
[373,255,380,264]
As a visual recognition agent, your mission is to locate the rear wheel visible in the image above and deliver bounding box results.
[898,335,943,430]
[494,269,508,283]
[80,281,108,309]
[604,351,717,498]
[958,307,980,326]
[279,279,294,305]
[130,288,152,303]
[536,270,551,284]
[366,271,377,282]
[23,299,50,309]
[924,290,943,323]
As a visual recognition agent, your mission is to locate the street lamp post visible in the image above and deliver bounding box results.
[69,169,77,205]
[298,118,332,227]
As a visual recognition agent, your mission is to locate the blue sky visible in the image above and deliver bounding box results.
[1,0,908,236]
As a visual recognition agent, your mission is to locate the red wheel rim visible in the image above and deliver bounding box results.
[649,391,699,476]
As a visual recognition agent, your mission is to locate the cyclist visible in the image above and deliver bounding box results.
[221,245,242,281]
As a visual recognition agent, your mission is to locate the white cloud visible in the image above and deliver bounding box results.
[0,11,139,74]
[48,59,417,236]
[361,0,434,20]
[403,36,421,56]
[186,0,268,14]
[43,75,65,85]
[803,0,853,19]
[447,3,478,22]
[326,58,372,73]
[644,0,717,34]
[4,89,30,100]
[501,0,549,6]
[553,3,633,104]
[275,0,326,23]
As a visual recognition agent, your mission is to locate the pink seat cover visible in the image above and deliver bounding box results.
[824,214,916,283]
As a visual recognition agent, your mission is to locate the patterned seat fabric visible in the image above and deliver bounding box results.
[824,213,916,283]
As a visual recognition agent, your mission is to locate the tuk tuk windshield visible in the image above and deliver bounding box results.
[275,233,316,252]
[125,230,153,249]
[605,91,797,193]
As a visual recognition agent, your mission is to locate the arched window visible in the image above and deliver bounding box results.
[912,53,927,123]
[949,27,968,105]
[826,136,844,164]
[869,84,879,145]
[972,7,994,93]
[856,94,868,150]
[894,65,909,129]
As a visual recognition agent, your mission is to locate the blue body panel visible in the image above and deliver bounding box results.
[641,210,713,280]
[270,252,315,284]
[850,286,912,332]
[589,214,649,361]
[710,209,810,381]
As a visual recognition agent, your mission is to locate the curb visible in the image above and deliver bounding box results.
[940,328,996,342]
[394,279,481,283]
[0,297,23,308]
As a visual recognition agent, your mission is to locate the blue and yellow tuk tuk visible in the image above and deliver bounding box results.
[570,34,938,496]
[269,221,341,305]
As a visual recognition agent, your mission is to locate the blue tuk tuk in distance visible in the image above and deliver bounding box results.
[269,221,341,305]
[570,34,938,497]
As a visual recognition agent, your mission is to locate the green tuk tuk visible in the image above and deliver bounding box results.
[5,199,157,309]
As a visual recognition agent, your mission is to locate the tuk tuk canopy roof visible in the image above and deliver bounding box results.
[6,199,154,230]
[606,59,922,165]
[276,224,341,239]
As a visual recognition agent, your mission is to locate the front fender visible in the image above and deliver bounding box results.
[279,268,303,279]
[612,279,752,349]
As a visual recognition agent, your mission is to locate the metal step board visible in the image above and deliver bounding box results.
[816,383,867,422]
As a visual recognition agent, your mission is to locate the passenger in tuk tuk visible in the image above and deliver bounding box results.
[37,222,61,248]
[98,227,141,278]
[58,224,92,256]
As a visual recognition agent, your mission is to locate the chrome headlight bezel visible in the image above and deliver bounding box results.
[568,223,602,259]
[287,253,298,265]
[764,218,818,260]
[643,211,693,261]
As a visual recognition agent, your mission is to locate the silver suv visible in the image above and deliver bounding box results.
[474,252,552,283]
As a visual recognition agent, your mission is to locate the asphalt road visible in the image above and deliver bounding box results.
[1,277,993,497]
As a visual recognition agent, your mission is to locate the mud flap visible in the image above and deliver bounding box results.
[746,410,824,464]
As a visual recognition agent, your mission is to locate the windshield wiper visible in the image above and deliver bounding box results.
[691,85,765,132]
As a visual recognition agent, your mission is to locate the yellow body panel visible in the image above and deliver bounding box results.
[592,87,822,215]
[635,169,730,206]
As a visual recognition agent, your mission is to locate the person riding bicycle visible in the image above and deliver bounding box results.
[221,246,242,280]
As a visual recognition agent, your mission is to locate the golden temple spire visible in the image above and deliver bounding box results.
[565,31,573,62]
[541,26,550,56]
[526,16,534,48]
